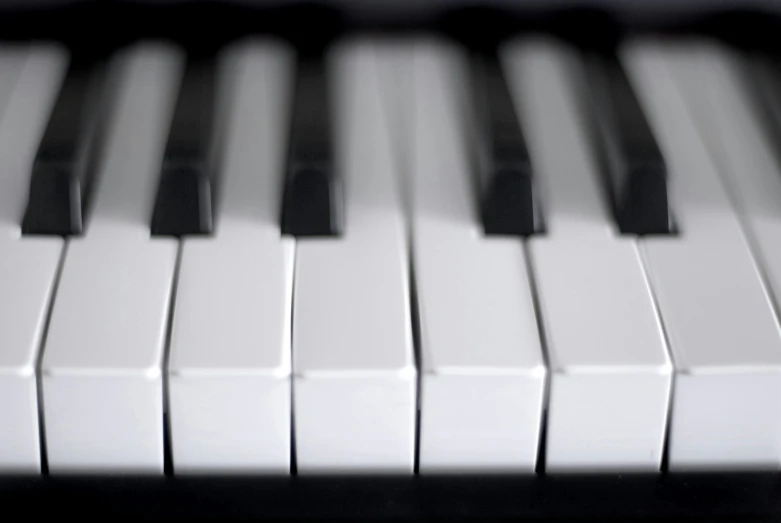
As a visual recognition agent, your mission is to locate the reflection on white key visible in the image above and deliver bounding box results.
[503,39,671,472]
[0,45,68,471]
[624,41,781,470]
[410,41,545,473]
[41,44,182,473]
[167,40,295,474]
[293,42,416,474]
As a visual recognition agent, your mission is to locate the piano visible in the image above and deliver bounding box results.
[3,0,781,520]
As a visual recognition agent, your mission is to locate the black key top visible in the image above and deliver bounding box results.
[471,51,540,236]
[281,57,342,237]
[22,57,107,236]
[584,51,672,235]
[151,57,216,237]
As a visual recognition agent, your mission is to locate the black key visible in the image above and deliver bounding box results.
[151,57,216,237]
[22,57,107,236]
[471,51,540,236]
[281,57,342,237]
[584,51,672,235]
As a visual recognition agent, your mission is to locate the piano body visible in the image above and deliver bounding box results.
[2,0,781,520]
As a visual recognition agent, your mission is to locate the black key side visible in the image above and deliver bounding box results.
[584,51,671,235]
[281,57,342,237]
[151,57,216,237]
[472,52,540,236]
[22,58,107,236]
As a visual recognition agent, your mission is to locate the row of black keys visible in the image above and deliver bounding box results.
[22,53,338,237]
[22,45,671,238]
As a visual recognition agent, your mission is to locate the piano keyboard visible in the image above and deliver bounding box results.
[2,31,781,477]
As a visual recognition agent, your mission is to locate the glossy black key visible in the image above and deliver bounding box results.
[22,58,107,236]
[281,57,342,237]
[584,51,671,235]
[471,52,540,236]
[151,57,215,236]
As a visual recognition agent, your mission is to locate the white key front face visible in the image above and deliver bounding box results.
[503,39,671,472]
[0,46,68,472]
[167,40,295,474]
[407,41,545,473]
[623,41,781,470]
[41,44,182,473]
[293,41,416,474]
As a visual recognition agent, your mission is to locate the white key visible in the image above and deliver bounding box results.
[623,40,781,470]
[41,44,182,473]
[293,41,416,474]
[0,46,65,239]
[664,42,781,324]
[375,39,413,213]
[502,40,672,472]
[0,45,68,472]
[167,40,295,474]
[664,41,781,469]
[409,41,545,473]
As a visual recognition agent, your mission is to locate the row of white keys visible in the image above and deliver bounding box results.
[41,44,183,473]
[0,45,68,472]
[661,40,781,469]
[408,41,546,473]
[293,41,416,474]
[167,40,295,474]
[502,39,672,472]
[623,41,781,470]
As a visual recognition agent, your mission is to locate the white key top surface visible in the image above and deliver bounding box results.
[293,41,416,474]
[624,40,781,470]
[409,41,545,473]
[0,46,66,239]
[85,46,183,241]
[41,44,182,473]
[503,39,671,472]
[167,40,295,473]
[0,45,68,472]
[664,42,781,326]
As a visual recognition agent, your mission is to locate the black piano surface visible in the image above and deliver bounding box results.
[3,472,781,520]
[2,1,781,521]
